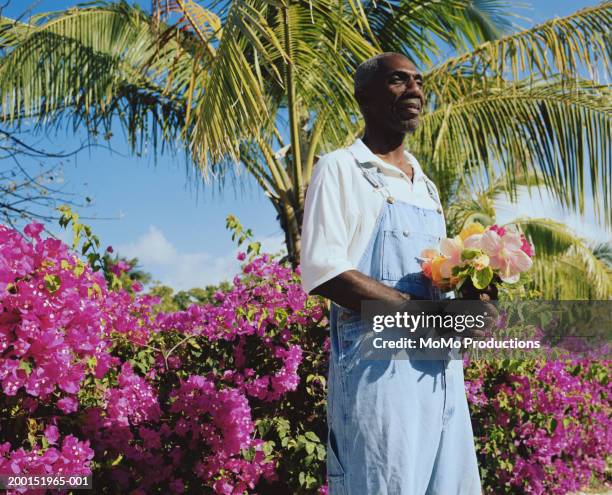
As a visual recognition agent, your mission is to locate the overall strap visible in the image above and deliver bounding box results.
[422,176,443,210]
[346,146,441,207]
[346,148,394,202]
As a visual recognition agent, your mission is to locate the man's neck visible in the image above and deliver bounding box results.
[361,126,412,177]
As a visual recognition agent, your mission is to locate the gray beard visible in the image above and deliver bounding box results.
[394,118,419,134]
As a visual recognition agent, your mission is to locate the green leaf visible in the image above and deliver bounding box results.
[471,267,493,289]
[44,274,61,293]
[81,240,92,255]
[452,266,472,278]
[461,248,480,261]
[304,431,319,442]
[18,360,32,375]
[189,340,201,350]
[316,444,326,460]
[247,241,261,255]
[263,440,275,456]
[74,262,85,277]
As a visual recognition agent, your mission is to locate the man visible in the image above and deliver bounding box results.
[300,52,482,495]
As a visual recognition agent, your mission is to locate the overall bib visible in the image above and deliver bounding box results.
[326,158,482,495]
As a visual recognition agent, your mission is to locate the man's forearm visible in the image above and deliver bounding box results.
[310,269,412,313]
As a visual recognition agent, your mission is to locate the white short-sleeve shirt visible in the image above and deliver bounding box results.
[300,138,444,295]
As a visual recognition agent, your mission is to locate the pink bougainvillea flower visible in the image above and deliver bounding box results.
[57,396,79,414]
[109,259,130,276]
[44,424,60,445]
[24,222,44,240]
[480,230,532,283]
[1,222,308,492]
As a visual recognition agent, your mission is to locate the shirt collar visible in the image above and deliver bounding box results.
[347,138,426,182]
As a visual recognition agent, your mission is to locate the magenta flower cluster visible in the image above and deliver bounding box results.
[465,357,611,495]
[0,223,323,494]
[0,434,94,482]
[154,254,317,403]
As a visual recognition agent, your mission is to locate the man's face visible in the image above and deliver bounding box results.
[358,55,425,133]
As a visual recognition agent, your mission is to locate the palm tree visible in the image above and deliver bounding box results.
[0,1,610,264]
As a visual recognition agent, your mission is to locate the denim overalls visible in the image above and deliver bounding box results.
[326,156,482,495]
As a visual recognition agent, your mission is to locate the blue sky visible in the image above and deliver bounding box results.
[2,0,609,290]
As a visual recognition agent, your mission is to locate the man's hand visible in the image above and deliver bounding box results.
[310,270,415,314]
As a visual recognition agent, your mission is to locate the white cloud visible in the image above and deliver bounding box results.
[116,226,286,290]
[117,225,177,265]
[259,233,286,256]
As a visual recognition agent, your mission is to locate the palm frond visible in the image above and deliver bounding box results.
[363,0,519,67]
[426,2,611,95]
[512,218,612,299]
[444,185,496,236]
[460,0,523,42]
[412,77,612,226]
[509,217,588,258]
[443,167,540,234]
[531,248,612,299]
[591,241,612,269]
[0,2,191,152]
[176,0,377,169]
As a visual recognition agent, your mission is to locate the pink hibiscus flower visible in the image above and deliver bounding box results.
[480,230,532,283]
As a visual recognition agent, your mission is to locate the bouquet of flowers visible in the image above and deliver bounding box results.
[419,223,535,300]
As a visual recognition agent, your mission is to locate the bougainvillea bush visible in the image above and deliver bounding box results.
[0,221,328,494]
[466,358,611,495]
[0,221,610,494]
